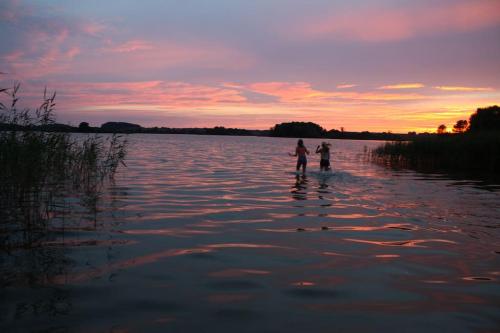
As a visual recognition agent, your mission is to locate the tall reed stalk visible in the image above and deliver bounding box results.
[0,83,127,247]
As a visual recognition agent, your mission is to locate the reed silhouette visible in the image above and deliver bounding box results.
[0,83,127,248]
[373,106,500,174]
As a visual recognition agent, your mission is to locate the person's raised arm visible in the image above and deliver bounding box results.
[315,145,321,154]
[288,147,298,157]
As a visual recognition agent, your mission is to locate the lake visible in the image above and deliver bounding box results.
[1,134,499,333]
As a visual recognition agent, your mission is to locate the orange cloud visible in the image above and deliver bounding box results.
[297,0,500,42]
[379,83,424,90]
[333,91,426,102]
[434,86,494,92]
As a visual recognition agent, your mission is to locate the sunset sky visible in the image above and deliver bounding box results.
[1,0,500,132]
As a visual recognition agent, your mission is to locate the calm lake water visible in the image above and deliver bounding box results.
[1,134,500,333]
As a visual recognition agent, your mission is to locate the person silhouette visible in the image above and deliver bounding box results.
[289,139,310,175]
[315,142,331,171]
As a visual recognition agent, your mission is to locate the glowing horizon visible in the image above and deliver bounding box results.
[1,0,499,133]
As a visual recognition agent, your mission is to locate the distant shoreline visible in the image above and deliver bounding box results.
[0,121,431,141]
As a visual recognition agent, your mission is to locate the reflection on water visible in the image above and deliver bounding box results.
[1,134,500,333]
[292,175,308,201]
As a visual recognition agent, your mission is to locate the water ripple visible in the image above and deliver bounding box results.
[2,134,500,333]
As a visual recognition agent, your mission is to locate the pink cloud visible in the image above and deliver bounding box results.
[104,40,155,53]
[3,51,24,62]
[0,2,88,79]
[1,0,254,79]
[246,82,329,102]
[241,81,426,103]
[72,39,254,76]
[297,0,500,42]
[2,0,255,87]
[0,0,25,22]
[4,27,79,78]
[65,47,81,59]
[50,81,246,110]
[81,22,108,37]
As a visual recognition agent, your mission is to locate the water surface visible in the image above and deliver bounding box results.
[1,134,499,332]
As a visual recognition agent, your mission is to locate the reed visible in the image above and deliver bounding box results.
[0,83,127,247]
[372,132,500,174]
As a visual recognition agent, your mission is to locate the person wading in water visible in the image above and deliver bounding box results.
[315,142,331,171]
[289,139,310,175]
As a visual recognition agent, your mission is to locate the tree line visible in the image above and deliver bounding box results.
[373,106,500,175]
[437,106,500,134]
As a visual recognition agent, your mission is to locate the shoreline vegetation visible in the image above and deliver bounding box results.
[0,84,127,248]
[3,120,420,141]
[372,106,500,175]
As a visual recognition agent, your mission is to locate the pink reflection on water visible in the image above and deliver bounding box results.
[344,238,457,247]
[268,210,392,219]
[53,247,213,284]
[267,213,296,219]
[374,254,400,259]
[292,281,316,286]
[258,223,417,234]
[42,239,137,247]
[322,251,351,257]
[189,223,220,228]
[205,243,289,249]
[123,206,259,221]
[257,228,298,233]
[200,218,274,225]
[54,243,291,284]
[209,269,270,277]
[121,228,217,236]
[322,213,383,219]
